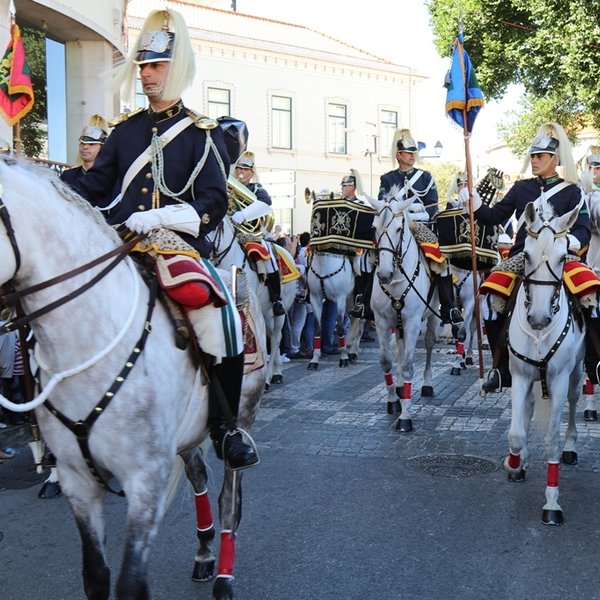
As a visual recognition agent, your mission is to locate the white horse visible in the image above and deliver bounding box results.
[449,267,489,375]
[206,217,296,390]
[0,157,266,599]
[504,201,584,526]
[365,187,439,432]
[306,249,361,370]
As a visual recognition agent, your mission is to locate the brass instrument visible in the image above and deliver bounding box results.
[227,175,274,237]
[303,188,340,204]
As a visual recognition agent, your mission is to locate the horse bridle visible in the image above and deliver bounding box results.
[0,201,142,334]
[522,217,568,315]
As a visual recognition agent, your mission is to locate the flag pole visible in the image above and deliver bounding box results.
[456,30,486,386]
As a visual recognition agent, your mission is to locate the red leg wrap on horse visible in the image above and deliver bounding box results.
[403,382,412,399]
[194,490,213,532]
[314,336,321,350]
[218,530,236,576]
[547,461,559,487]
[384,372,394,387]
[338,336,346,349]
[584,379,594,395]
[507,452,520,469]
[455,342,464,356]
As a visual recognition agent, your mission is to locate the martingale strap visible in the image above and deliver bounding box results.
[43,278,159,496]
[508,295,573,399]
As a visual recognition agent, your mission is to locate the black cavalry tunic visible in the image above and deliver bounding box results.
[73,101,231,258]
[474,175,589,257]
[379,167,439,219]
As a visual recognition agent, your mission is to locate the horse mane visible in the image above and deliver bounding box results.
[0,156,121,244]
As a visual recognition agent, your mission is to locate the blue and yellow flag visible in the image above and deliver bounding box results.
[444,31,484,133]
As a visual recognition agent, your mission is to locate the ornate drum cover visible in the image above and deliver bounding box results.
[437,208,499,270]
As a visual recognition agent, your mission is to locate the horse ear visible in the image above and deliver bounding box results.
[524,202,537,227]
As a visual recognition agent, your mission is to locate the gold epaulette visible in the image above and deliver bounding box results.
[108,106,145,128]
[186,110,218,130]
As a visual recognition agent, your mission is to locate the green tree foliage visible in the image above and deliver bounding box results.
[428,0,600,151]
[19,25,46,157]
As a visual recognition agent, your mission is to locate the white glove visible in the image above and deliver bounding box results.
[125,204,200,236]
[458,187,482,211]
[408,202,426,213]
[567,234,581,254]
[231,211,245,224]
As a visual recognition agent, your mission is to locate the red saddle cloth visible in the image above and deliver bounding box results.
[154,254,228,309]
[480,262,600,299]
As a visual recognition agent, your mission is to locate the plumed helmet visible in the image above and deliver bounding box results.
[391,128,419,163]
[79,114,108,144]
[578,144,600,192]
[112,8,195,102]
[522,122,577,183]
[235,151,255,170]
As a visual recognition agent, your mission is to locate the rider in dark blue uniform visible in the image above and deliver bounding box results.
[379,129,464,338]
[73,8,257,470]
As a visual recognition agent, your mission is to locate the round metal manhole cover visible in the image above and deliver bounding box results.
[406,454,498,477]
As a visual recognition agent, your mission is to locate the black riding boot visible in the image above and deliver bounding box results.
[482,317,512,392]
[266,271,285,316]
[437,273,465,341]
[208,353,259,470]
[584,317,600,384]
[350,271,375,320]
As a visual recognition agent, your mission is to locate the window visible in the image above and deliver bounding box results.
[328,103,347,154]
[135,79,147,109]
[271,95,292,149]
[380,110,398,156]
[207,87,231,118]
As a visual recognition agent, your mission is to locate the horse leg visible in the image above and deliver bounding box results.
[181,445,217,582]
[336,300,350,368]
[346,316,363,364]
[116,468,173,599]
[375,321,400,414]
[562,367,582,465]
[504,378,534,482]
[307,303,322,371]
[583,378,597,421]
[269,316,285,386]
[396,326,420,433]
[60,469,110,600]
[212,468,244,600]
[421,315,436,396]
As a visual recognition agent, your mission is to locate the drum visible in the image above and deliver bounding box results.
[436,208,499,270]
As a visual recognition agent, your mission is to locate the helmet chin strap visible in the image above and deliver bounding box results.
[533,154,557,178]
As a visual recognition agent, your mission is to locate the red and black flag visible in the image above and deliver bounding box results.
[0,23,34,126]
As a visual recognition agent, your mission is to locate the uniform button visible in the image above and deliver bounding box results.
[137,205,146,211]
[145,172,152,179]
[141,187,148,194]
[151,127,158,134]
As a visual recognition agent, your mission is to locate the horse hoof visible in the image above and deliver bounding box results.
[459,361,467,369]
[271,374,283,384]
[395,418,413,432]
[387,400,401,415]
[38,481,62,499]
[507,469,526,482]
[561,451,578,465]
[192,559,215,582]
[542,509,564,526]
[212,575,234,599]
[421,385,434,397]
[348,353,358,364]
[339,359,349,368]
[264,383,270,393]
[584,410,598,421]
[465,357,474,366]
[307,362,319,371]
[450,367,462,376]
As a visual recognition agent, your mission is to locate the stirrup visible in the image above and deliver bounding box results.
[350,303,365,319]
[220,428,260,472]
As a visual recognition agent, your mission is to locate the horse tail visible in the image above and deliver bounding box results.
[164,455,186,510]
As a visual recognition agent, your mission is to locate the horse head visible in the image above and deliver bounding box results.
[364,185,414,284]
[522,200,580,329]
